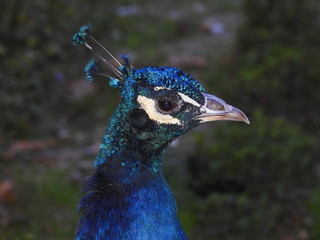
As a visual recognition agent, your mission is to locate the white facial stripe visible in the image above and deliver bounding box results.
[178,93,201,107]
[154,86,168,91]
[137,95,182,125]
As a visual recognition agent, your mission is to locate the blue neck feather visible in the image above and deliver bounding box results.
[76,97,188,240]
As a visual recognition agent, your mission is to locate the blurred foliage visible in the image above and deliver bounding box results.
[187,111,317,239]
[187,0,320,239]
[309,188,320,240]
[1,0,79,139]
[212,0,320,132]
[0,162,79,240]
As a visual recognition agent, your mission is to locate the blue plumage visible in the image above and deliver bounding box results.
[84,59,98,84]
[72,24,92,45]
[72,25,249,240]
[133,66,206,103]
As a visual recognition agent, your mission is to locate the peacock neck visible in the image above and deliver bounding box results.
[76,166,187,240]
[94,99,135,168]
[76,101,188,240]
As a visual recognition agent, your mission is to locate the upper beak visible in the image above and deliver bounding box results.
[195,92,250,124]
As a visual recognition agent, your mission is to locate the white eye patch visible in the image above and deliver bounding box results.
[177,93,201,107]
[137,95,182,125]
[153,86,168,91]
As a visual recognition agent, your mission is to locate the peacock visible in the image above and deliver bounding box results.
[72,24,249,240]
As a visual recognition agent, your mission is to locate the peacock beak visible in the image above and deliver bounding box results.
[195,92,250,124]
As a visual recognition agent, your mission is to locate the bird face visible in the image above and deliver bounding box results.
[125,67,249,152]
[136,87,249,128]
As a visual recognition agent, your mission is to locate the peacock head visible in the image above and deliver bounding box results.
[73,25,249,153]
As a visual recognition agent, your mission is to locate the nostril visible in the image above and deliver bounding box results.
[206,99,225,111]
[201,92,227,112]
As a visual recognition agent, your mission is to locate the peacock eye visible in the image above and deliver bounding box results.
[158,98,176,112]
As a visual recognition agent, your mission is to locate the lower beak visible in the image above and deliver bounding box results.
[196,92,250,124]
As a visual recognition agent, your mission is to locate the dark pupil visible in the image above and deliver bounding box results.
[158,99,175,112]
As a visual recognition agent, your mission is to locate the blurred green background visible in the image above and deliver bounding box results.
[1,0,319,239]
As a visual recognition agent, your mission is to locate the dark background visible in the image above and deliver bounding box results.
[1,0,320,239]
